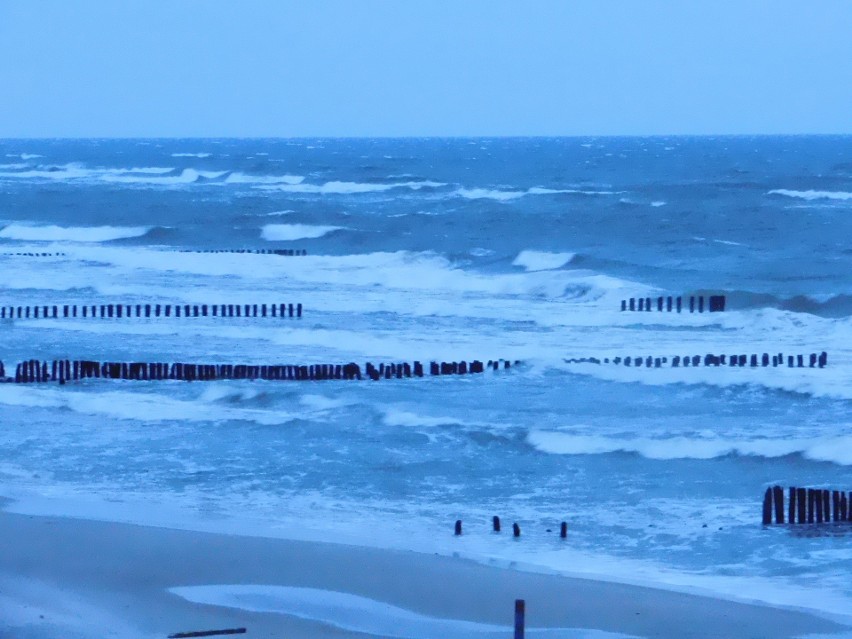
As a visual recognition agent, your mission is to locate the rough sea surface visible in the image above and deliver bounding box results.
[0,137,850,615]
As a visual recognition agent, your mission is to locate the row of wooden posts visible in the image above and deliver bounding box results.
[0,252,67,257]
[620,295,726,313]
[454,517,568,539]
[2,359,516,384]
[1,302,302,320]
[763,486,852,525]
[181,249,307,256]
[565,352,828,369]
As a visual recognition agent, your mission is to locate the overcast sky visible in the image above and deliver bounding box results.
[1,0,850,137]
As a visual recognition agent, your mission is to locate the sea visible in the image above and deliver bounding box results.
[0,136,850,617]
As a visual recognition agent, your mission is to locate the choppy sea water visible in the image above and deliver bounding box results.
[0,137,850,616]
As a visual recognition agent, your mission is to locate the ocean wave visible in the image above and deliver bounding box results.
[0,223,151,242]
[382,409,464,428]
[768,189,852,201]
[5,153,43,160]
[224,172,305,185]
[722,290,852,317]
[456,187,618,201]
[101,168,227,184]
[527,431,852,465]
[261,224,345,241]
[256,180,445,194]
[171,152,212,158]
[0,386,294,425]
[512,250,576,272]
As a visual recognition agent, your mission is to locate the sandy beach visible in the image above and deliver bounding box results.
[1,509,848,639]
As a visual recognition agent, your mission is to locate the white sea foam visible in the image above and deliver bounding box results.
[261,224,345,241]
[382,409,464,428]
[768,189,852,201]
[512,250,575,272]
[0,223,150,242]
[171,152,212,158]
[456,187,617,201]
[225,172,305,185]
[0,386,294,426]
[169,585,599,639]
[4,153,43,160]
[257,180,444,194]
[0,163,28,170]
[101,168,226,184]
[527,431,852,465]
[650,201,666,207]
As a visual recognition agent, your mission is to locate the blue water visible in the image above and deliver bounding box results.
[1,137,851,613]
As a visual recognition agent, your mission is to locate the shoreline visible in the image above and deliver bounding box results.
[1,508,849,639]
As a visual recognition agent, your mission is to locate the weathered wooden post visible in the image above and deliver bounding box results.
[762,488,772,524]
[513,522,521,537]
[789,487,797,524]
[514,599,525,639]
[773,485,784,524]
[454,520,462,536]
[797,487,806,523]
[493,516,501,532]
[560,521,567,538]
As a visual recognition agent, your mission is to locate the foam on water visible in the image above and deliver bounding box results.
[513,250,576,272]
[768,189,852,201]
[261,223,346,241]
[169,585,625,639]
[527,431,852,465]
[0,223,151,242]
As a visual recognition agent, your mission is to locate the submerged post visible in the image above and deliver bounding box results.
[514,599,525,639]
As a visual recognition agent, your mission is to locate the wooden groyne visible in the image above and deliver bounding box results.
[180,249,307,256]
[2,358,516,384]
[0,251,67,257]
[763,485,852,525]
[1,302,303,319]
[620,295,726,313]
[565,352,827,368]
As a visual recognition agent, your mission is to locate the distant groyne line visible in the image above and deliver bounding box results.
[620,295,726,313]
[181,249,307,256]
[1,302,303,319]
[565,351,827,368]
[0,358,516,384]
[763,485,852,525]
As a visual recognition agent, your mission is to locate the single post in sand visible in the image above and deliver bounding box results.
[454,519,462,536]
[492,516,501,532]
[514,599,525,639]
[513,522,521,537]
[560,521,567,538]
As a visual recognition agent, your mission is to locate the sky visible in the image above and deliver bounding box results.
[1,0,850,137]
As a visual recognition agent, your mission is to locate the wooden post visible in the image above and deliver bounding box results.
[514,599,525,639]
[493,516,501,532]
[454,520,462,536]
[762,488,772,524]
[773,485,784,524]
[560,521,567,538]
[513,522,521,537]
[789,487,796,524]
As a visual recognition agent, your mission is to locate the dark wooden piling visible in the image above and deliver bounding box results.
[514,599,525,639]
[493,516,501,532]
[788,487,796,524]
[823,490,831,522]
[762,488,772,524]
[560,521,567,538]
[807,489,816,523]
[512,522,520,537]
[454,520,462,536]
[797,487,807,524]
[773,485,784,524]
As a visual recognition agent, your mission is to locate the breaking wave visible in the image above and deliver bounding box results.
[768,189,852,201]
[261,224,346,241]
[455,187,618,201]
[0,224,151,243]
[256,180,445,194]
[527,431,852,465]
[512,250,576,272]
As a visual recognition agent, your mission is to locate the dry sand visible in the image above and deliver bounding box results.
[0,509,848,639]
